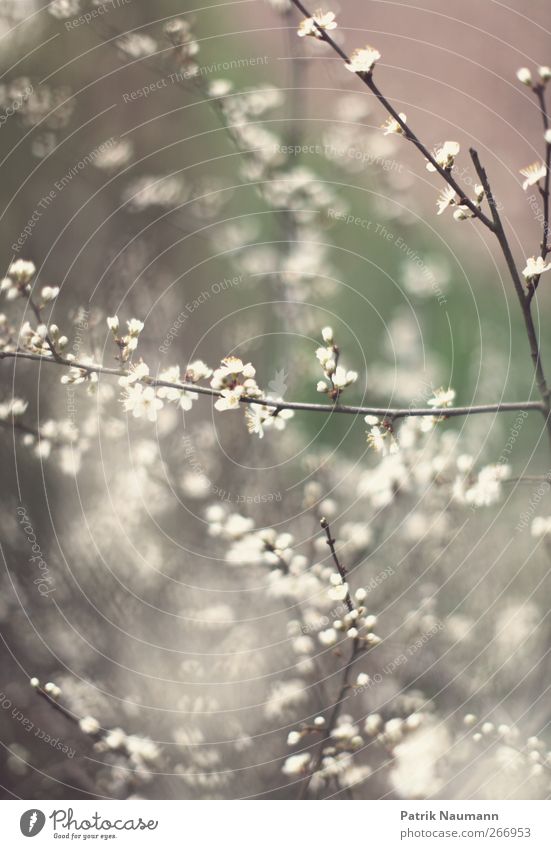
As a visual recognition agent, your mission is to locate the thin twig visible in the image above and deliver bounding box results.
[535,84,551,261]
[320,516,353,612]
[470,149,551,447]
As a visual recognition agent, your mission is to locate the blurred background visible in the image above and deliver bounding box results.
[1,0,551,800]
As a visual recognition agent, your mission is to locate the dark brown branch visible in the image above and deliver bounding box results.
[535,84,551,261]
[470,148,551,448]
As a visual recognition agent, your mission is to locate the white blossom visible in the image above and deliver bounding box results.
[520,161,546,191]
[516,67,533,87]
[382,113,406,135]
[523,256,551,281]
[345,46,381,74]
[426,141,460,172]
[282,752,311,776]
[122,384,164,422]
[297,10,337,39]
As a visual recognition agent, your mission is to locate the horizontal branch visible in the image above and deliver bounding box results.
[0,349,544,420]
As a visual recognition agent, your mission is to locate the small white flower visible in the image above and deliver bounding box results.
[186,360,212,381]
[316,346,335,369]
[427,387,455,408]
[118,361,150,387]
[356,673,370,686]
[287,730,301,746]
[321,325,334,343]
[520,161,547,191]
[122,384,163,421]
[345,45,381,74]
[328,581,349,601]
[545,129,551,145]
[8,259,36,282]
[318,627,338,645]
[540,66,551,83]
[516,67,533,87]
[297,10,337,39]
[382,113,406,135]
[79,716,100,735]
[41,286,59,302]
[282,752,311,776]
[364,714,382,735]
[107,315,119,332]
[126,318,144,336]
[531,516,551,537]
[214,386,244,411]
[523,256,551,281]
[426,141,460,172]
[44,682,61,699]
[245,404,267,437]
[436,186,456,215]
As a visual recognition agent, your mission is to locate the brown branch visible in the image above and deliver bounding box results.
[470,149,551,448]
[535,84,551,261]
[0,348,543,421]
[320,516,353,612]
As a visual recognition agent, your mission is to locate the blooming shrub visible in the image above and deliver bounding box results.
[1,0,551,801]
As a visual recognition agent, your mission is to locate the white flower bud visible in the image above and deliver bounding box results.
[321,326,334,343]
[539,66,551,82]
[107,315,119,332]
[516,67,533,86]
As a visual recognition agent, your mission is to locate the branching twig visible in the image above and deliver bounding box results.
[297,518,362,799]
[287,0,551,449]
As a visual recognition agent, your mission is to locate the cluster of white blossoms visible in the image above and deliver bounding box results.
[0,260,38,301]
[283,698,432,792]
[462,714,550,781]
[516,65,551,89]
[31,677,160,787]
[452,460,511,508]
[18,320,68,357]
[106,315,144,362]
[318,582,380,647]
[210,356,260,411]
[0,397,28,420]
[164,17,200,77]
[297,9,337,39]
[364,387,455,455]
[315,326,358,399]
